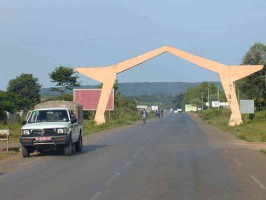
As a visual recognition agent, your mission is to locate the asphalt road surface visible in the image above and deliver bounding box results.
[1,113,266,200]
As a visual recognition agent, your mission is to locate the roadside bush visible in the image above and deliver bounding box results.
[197,109,266,142]
[198,109,227,121]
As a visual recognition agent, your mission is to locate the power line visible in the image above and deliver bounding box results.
[1,22,266,47]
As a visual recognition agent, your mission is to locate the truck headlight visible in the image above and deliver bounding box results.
[57,128,64,134]
[21,130,30,135]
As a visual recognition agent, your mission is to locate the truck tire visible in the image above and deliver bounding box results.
[64,139,73,156]
[38,150,44,154]
[22,146,30,158]
[75,134,82,152]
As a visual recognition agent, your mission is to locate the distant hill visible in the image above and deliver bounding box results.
[118,82,201,96]
[41,82,221,97]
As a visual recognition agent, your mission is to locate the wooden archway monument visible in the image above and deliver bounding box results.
[75,46,263,126]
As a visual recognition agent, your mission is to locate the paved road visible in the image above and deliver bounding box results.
[1,113,266,200]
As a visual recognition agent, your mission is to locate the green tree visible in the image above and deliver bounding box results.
[42,93,73,102]
[237,42,266,108]
[7,73,41,107]
[0,93,6,122]
[49,66,81,94]
[172,93,185,109]
[182,82,220,107]
[0,90,31,122]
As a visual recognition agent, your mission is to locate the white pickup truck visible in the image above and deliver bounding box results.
[20,101,83,157]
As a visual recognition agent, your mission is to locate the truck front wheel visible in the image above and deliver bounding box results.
[22,146,30,158]
[75,135,82,152]
[64,139,73,156]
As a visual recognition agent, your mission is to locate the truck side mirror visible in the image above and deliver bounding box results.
[23,120,27,125]
[71,119,77,124]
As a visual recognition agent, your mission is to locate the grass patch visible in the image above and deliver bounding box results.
[83,107,142,135]
[83,118,138,135]
[260,149,266,154]
[197,109,266,142]
[0,150,20,160]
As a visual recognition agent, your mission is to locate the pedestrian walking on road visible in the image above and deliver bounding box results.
[141,109,147,124]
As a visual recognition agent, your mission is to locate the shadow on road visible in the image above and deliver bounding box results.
[31,144,107,157]
[82,144,107,153]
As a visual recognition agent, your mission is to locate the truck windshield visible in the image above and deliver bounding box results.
[28,110,69,123]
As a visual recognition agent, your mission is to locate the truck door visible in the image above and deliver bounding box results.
[69,110,79,142]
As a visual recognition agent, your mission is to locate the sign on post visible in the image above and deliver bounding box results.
[240,100,254,114]
[212,101,220,108]
[137,105,148,109]
[151,106,159,111]
[0,129,10,152]
[74,89,114,111]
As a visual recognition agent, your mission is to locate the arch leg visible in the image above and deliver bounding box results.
[94,75,116,124]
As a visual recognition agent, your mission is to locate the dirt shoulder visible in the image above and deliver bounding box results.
[0,141,21,161]
[188,112,266,151]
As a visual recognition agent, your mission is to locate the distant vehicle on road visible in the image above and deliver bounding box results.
[20,101,83,157]
[174,109,182,113]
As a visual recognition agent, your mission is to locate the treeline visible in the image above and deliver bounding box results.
[172,82,226,109]
[172,42,266,110]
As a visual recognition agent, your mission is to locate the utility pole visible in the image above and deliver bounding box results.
[260,75,266,94]
[201,92,204,111]
[208,88,210,110]
[218,86,220,110]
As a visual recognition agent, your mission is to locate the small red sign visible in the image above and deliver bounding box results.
[73,89,114,111]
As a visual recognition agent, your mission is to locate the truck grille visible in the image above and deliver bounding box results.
[44,129,56,134]
[32,130,43,135]
[32,129,56,136]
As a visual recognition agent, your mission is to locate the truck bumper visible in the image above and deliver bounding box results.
[20,135,70,148]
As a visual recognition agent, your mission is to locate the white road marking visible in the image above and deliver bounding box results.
[90,192,102,200]
[105,172,120,186]
[233,158,242,167]
[224,149,230,154]
[122,160,132,170]
[132,152,140,159]
[250,175,266,190]
[18,158,41,166]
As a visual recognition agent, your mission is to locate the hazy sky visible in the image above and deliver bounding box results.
[1,0,266,90]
